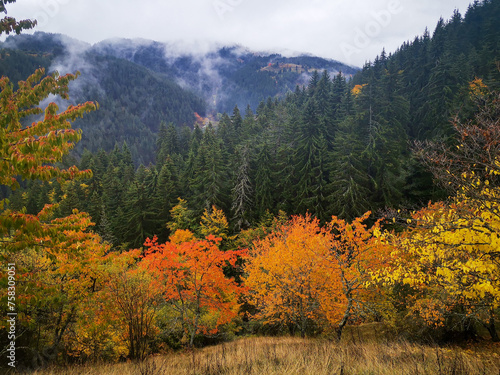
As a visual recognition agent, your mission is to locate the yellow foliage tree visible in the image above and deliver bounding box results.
[380,196,500,341]
[200,205,229,240]
[380,88,500,341]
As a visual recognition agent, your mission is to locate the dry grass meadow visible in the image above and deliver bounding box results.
[29,335,500,375]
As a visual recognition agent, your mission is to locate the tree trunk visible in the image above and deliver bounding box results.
[189,295,201,349]
[486,309,499,342]
[41,307,75,364]
[336,296,353,341]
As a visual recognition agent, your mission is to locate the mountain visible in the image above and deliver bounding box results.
[91,38,359,113]
[0,32,358,164]
[0,33,206,165]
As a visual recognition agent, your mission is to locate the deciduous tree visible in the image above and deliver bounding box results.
[379,87,500,341]
[244,213,388,339]
[141,232,246,348]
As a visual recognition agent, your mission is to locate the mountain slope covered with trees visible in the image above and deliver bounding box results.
[0,33,358,164]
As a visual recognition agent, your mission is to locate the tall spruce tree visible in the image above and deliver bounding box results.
[329,116,372,220]
[190,124,230,214]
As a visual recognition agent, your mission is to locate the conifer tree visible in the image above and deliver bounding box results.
[190,124,230,214]
[254,143,275,219]
[314,70,335,142]
[231,144,254,230]
[292,98,331,221]
[122,166,158,247]
[231,104,243,136]
[154,155,181,240]
[329,117,372,220]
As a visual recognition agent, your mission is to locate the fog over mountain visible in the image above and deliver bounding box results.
[4,0,473,66]
[2,32,359,112]
[0,32,358,164]
[89,36,360,112]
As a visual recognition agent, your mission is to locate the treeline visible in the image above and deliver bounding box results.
[353,0,500,140]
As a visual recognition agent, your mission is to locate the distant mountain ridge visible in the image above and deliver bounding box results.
[0,33,207,165]
[0,32,359,163]
[1,32,359,114]
[90,37,360,113]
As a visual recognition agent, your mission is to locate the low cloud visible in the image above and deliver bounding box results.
[3,0,474,66]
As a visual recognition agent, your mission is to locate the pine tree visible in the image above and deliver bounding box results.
[217,113,236,154]
[240,104,258,142]
[156,122,179,167]
[121,166,158,248]
[97,204,116,245]
[331,72,348,123]
[292,98,331,221]
[254,143,274,219]
[307,69,320,96]
[120,142,135,185]
[231,105,243,137]
[314,70,335,143]
[154,155,181,241]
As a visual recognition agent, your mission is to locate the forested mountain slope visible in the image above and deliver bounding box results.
[3,1,500,367]
[0,33,206,164]
[91,38,359,113]
[12,0,498,239]
[0,33,357,164]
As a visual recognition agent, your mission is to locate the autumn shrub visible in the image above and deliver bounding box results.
[140,230,247,348]
[244,213,390,340]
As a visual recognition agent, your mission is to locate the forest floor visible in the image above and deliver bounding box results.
[31,333,500,375]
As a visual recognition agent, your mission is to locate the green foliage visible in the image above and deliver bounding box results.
[15,0,500,239]
[0,0,36,36]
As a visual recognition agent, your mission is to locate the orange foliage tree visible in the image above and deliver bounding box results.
[244,215,331,337]
[244,213,389,339]
[141,231,247,348]
[323,212,390,340]
[1,206,109,365]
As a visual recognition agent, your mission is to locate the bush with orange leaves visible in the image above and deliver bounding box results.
[244,213,390,340]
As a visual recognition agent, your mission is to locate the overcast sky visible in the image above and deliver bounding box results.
[6,0,474,66]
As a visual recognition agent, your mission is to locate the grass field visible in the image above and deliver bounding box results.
[30,335,500,375]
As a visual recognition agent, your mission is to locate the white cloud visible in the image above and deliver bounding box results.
[3,0,474,66]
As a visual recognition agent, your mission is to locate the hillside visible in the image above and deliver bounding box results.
[0,33,358,164]
[3,0,500,370]
[91,39,359,113]
[0,33,206,165]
